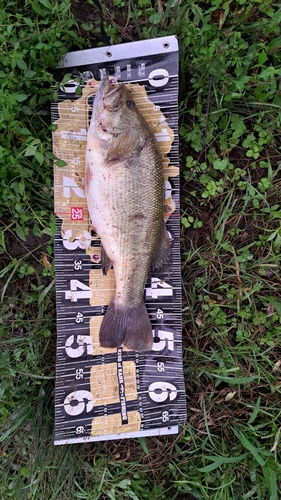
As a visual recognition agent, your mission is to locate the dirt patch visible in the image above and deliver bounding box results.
[1,218,49,262]
[70,0,138,46]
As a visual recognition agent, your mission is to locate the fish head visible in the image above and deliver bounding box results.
[91,78,145,142]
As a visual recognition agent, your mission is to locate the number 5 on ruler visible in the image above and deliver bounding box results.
[65,335,93,358]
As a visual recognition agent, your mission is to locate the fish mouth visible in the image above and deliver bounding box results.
[97,78,125,111]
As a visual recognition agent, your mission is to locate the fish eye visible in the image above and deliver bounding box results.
[126,100,135,108]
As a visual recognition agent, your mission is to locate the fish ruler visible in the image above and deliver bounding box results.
[51,36,186,445]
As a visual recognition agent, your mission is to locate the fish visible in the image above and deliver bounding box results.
[85,78,171,351]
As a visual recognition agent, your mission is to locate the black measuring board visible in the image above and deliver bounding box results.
[51,36,186,444]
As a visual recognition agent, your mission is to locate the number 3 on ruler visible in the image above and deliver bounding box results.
[63,229,91,250]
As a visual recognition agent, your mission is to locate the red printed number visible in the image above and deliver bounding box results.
[71,207,84,220]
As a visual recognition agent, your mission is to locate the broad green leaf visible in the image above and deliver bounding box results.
[116,479,131,489]
[20,466,30,477]
[259,66,275,79]
[14,94,28,102]
[267,37,281,53]
[16,59,28,70]
[213,158,228,171]
[25,70,37,78]
[39,0,53,9]
[18,127,31,135]
[35,150,44,165]
[258,51,268,65]
[25,146,36,156]
[15,223,27,242]
[55,159,68,168]
[148,12,162,24]
[232,118,246,139]
[242,133,255,149]
[267,231,277,242]
[23,16,34,28]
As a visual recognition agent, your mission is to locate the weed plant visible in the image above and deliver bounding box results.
[1,0,281,499]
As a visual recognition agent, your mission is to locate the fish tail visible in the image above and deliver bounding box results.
[99,300,153,352]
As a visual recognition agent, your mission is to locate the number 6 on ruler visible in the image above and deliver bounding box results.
[148,381,177,403]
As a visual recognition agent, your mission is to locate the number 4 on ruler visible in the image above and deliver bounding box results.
[65,280,92,302]
[145,277,173,299]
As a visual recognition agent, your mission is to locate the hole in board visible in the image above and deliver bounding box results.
[163,42,169,49]
[106,51,112,57]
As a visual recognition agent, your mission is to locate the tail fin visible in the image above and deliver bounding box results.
[99,299,153,352]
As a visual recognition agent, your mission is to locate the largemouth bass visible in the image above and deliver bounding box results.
[85,78,170,351]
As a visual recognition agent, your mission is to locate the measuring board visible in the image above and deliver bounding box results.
[51,36,186,445]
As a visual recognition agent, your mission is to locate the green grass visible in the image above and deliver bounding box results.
[1,0,281,498]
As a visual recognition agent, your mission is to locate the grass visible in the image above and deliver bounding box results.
[1,0,281,498]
